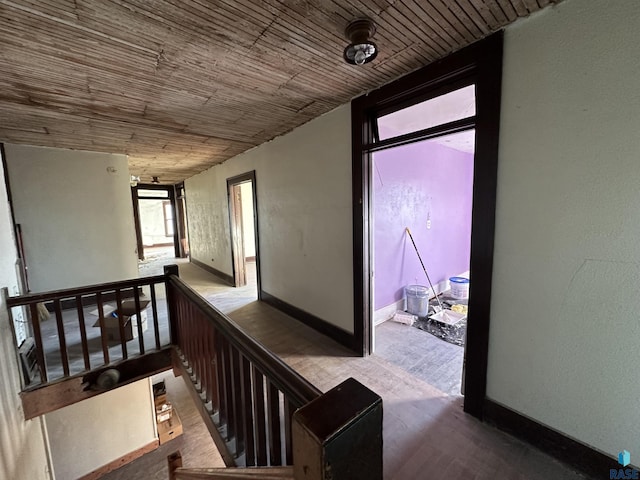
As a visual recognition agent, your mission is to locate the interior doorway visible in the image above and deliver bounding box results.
[351,33,503,418]
[371,126,475,396]
[131,184,180,261]
[227,171,260,293]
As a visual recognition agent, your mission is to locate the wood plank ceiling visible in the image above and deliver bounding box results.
[0,0,559,184]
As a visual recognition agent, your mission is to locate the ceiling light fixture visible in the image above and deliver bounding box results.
[343,18,378,66]
[151,176,160,184]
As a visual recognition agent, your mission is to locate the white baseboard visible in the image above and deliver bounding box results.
[374,298,405,326]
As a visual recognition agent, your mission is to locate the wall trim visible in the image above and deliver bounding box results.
[190,257,234,285]
[373,298,405,326]
[260,291,356,351]
[78,440,158,480]
[484,399,621,478]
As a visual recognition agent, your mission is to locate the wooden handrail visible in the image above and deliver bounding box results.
[168,379,383,480]
[6,271,170,389]
[168,275,321,406]
[6,274,166,307]
[167,273,322,469]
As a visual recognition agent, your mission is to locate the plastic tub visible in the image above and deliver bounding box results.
[405,285,429,317]
[449,277,470,299]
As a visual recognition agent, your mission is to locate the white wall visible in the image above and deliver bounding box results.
[489,0,640,458]
[45,379,156,480]
[186,105,354,332]
[0,152,52,479]
[240,181,256,258]
[140,199,172,246]
[5,144,139,292]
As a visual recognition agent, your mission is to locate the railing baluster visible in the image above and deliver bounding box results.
[267,381,282,466]
[241,355,256,466]
[203,318,210,400]
[7,273,168,385]
[95,292,110,365]
[133,286,144,355]
[164,265,179,344]
[75,296,90,371]
[182,302,190,364]
[29,303,48,383]
[189,304,196,376]
[208,324,217,406]
[53,299,70,377]
[231,347,244,459]
[196,309,204,391]
[115,289,128,360]
[216,333,227,425]
[223,338,235,441]
[150,282,161,350]
[283,397,293,465]
[253,366,267,465]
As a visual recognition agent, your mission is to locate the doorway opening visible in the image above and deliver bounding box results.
[352,33,503,418]
[372,115,475,396]
[227,171,260,295]
[132,184,182,264]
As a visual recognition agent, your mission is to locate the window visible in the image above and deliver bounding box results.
[163,201,174,236]
[137,189,169,198]
[376,85,476,142]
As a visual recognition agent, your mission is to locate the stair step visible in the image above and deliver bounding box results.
[173,466,294,479]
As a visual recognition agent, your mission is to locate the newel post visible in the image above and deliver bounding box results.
[292,377,383,480]
[167,451,183,480]
[164,264,180,346]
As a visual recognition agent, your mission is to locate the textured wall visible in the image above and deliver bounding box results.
[373,139,474,310]
[45,379,156,480]
[5,144,139,292]
[0,152,51,479]
[186,105,354,333]
[488,0,640,458]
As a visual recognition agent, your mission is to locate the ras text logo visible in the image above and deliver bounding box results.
[610,450,639,480]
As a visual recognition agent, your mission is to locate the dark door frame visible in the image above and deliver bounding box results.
[351,32,503,419]
[226,171,261,295]
[131,183,180,260]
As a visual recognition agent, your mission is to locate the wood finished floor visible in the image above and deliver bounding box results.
[375,320,464,396]
[107,258,588,479]
[101,370,226,480]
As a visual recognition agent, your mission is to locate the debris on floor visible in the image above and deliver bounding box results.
[390,311,417,325]
[411,295,468,347]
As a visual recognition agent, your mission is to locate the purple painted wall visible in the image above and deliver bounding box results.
[373,138,474,310]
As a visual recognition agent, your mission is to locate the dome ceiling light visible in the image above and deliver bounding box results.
[343,18,378,66]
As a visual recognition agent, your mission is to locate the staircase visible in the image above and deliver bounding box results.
[5,265,383,480]
[168,453,293,479]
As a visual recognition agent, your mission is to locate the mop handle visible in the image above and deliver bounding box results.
[405,227,444,311]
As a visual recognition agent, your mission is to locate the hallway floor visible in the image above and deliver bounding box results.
[375,320,464,396]
[106,259,588,480]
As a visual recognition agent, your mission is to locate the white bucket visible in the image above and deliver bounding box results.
[405,285,429,317]
[449,277,470,299]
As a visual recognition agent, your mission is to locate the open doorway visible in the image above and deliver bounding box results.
[370,86,476,397]
[352,33,503,418]
[372,127,475,396]
[227,171,260,294]
[132,185,180,263]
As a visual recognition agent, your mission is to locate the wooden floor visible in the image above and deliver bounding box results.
[101,370,226,480]
[107,259,589,480]
[375,320,464,396]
